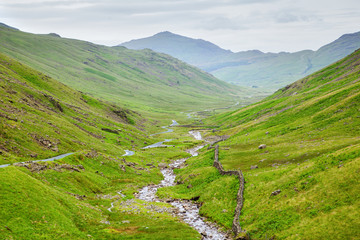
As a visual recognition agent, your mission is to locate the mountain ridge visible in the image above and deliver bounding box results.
[120,31,360,91]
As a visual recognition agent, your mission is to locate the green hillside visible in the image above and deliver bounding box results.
[0,25,246,114]
[0,52,145,164]
[0,53,203,239]
[160,49,360,239]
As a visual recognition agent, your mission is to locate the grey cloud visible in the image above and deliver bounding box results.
[0,0,358,53]
[199,16,246,31]
[274,9,322,23]
[275,12,299,23]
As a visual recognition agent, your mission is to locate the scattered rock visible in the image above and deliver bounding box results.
[187,184,193,189]
[265,131,269,135]
[259,159,266,162]
[158,163,167,169]
[258,144,267,149]
[30,153,37,158]
[66,192,86,200]
[338,164,343,168]
[119,164,126,172]
[4,226,12,232]
[271,189,281,196]
[190,196,200,201]
[85,150,98,158]
[31,134,58,150]
[176,180,184,185]
[201,232,207,237]
[14,162,83,173]
[250,165,258,170]
[100,220,110,225]
[101,128,119,134]
[125,161,137,167]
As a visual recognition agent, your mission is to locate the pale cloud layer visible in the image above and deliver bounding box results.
[0,0,359,52]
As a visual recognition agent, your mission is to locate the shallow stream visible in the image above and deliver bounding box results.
[136,130,228,240]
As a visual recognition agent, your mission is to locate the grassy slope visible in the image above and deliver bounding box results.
[0,53,203,239]
[161,49,360,239]
[0,26,246,114]
[213,50,314,90]
[0,52,145,164]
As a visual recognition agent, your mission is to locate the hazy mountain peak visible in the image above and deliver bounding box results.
[120,31,233,66]
[154,31,174,36]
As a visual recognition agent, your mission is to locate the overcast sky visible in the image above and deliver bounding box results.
[0,0,359,53]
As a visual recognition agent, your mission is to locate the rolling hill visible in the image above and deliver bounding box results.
[0,24,248,114]
[120,31,360,92]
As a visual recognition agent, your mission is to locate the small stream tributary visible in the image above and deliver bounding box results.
[122,120,178,156]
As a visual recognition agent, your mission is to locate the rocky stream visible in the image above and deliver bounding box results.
[133,125,228,239]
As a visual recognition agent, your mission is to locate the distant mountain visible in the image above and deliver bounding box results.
[121,31,233,69]
[120,31,360,91]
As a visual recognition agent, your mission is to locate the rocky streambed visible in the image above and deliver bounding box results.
[136,130,228,240]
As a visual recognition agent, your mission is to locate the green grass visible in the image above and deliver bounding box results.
[0,52,149,164]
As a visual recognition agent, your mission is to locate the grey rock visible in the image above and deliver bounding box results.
[258,144,267,149]
[271,189,281,196]
[158,163,168,169]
